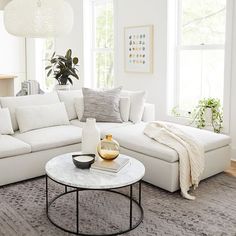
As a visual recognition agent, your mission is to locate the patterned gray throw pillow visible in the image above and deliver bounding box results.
[81,87,123,123]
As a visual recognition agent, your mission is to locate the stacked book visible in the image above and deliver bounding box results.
[91,156,130,173]
[17,80,44,96]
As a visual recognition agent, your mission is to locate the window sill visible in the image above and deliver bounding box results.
[165,114,228,135]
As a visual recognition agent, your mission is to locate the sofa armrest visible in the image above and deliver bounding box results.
[142,103,155,122]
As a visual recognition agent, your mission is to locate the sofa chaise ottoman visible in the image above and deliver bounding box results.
[99,122,231,192]
[0,91,231,193]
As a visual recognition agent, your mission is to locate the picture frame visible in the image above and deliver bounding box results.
[124,25,153,73]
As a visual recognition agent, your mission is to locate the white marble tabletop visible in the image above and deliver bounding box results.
[45,153,145,189]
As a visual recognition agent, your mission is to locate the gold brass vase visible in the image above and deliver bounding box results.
[97,134,120,161]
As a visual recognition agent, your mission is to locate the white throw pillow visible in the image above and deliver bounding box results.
[74,97,130,122]
[57,90,83,120]
[0,108,14,135]
[121,90,146,123]
[16,103,70,133]
[0,92,60,131]
[119,97,130,122]
[74,97,84,121]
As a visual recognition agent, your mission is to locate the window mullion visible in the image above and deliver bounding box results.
[92,48,113,52]
[179,45,225,50]
[91,0,96,88]
[175,0,183,110]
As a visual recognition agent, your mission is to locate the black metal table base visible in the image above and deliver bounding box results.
[46,175,144,236]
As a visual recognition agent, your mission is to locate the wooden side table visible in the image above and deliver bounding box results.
[0,74,17,96]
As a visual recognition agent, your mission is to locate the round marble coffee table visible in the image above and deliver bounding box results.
[45,153,145,236]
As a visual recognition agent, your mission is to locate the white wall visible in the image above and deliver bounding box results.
[229,1,236,159]
[55,0,84,89]
[114,0,168,120]
[0,10,26,93]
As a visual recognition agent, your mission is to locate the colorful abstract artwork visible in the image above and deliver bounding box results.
[124,25,153,73]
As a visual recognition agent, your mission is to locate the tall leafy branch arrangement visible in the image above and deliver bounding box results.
[45,49,79,85]
[191,98,223,133]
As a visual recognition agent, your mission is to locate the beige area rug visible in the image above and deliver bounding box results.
[0,173,236,236]
[0,202,38,236]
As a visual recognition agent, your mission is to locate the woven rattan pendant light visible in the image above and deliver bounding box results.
[4,0,74,38]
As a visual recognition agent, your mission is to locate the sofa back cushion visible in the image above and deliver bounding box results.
[58,89,148,123]
[74,96,131,122]
[74,97,84,121]
[0,92,60,131]
[57,90,83,120]
[119,97,130,122]
[120,90,146,123]
[0,108,14,135]
[81,87,123,123]
[15,102,70,133]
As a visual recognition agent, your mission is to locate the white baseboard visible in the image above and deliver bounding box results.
[230,147,236,161]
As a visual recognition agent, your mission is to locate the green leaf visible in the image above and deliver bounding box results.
[73,57,79,65]
[68,68,79,80]
[58,61,65,67]
[65,59,73,68]
[57,56,67,62]
[51,58,57,64]
[47,69,52,77]
[55,72,62,79]
[66,49,72,59]
[45,65,52,70]
[67,77,73,85]
[51,51,56,59]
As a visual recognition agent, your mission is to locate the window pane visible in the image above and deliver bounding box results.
[179,49,224,111]
[35,38,55,92]
[201,50,224,100]
[44,39,55,91]
[95,51,114,88]
[179,50,202,111]
[181,0,226,45]
[93,0,114,88]
[94,0,114,49]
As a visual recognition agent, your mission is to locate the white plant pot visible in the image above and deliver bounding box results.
[82,118,101,155]
[54,84,71,91]
[204,108,212,126]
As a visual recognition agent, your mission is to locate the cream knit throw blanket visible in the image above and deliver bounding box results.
[144,121,205,200]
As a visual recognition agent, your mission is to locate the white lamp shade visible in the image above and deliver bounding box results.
[4,0,74,38]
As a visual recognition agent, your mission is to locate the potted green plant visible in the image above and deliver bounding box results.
[191,98,223,133]
[45,49,79,90]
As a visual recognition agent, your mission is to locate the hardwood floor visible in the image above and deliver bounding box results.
[225,161,236,177]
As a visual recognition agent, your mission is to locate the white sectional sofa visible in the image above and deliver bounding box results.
[0,91,231,192]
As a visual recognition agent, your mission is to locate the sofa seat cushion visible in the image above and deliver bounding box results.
[0,135,31,158]
[107,122,231,163]
[70,119,132,134]
[108,122,178,163]
[13,125,82,152]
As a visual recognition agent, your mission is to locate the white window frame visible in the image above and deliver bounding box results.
[90,0,114,88]
[167,0,234,133]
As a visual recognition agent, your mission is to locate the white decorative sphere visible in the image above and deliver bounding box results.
[4,0,74,38]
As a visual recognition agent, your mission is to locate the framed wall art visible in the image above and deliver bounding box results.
[124,25,153,73]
